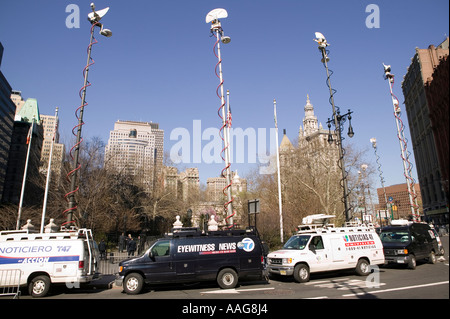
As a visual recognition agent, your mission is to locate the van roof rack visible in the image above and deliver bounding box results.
[167,227,257,238]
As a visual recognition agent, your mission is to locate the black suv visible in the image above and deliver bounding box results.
[380,222,440,269]
[116,227,267,294]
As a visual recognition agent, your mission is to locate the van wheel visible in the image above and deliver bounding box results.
[293,264,310,283]
[29,275,51,298]
[407,255,416,269]
[123,273,144,295]
[355,259,371,276]
[217,268,238,289]
[428,251,437,264]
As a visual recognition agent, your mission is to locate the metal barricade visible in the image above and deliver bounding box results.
[97,252,130,275]
[0,269,22,299]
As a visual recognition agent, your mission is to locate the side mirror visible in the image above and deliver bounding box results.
[309,244,316,252]
[149,251,155,260]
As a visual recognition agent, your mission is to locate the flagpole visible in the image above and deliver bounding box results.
[274,99,284,243]
[40,107,59,233]
[17,118,35,230]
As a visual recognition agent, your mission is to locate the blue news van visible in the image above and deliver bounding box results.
[116,227,267,294]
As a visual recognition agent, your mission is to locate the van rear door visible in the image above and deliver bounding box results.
[239,236,263,274]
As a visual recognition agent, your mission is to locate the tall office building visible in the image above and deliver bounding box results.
[298,95,339,162]
[163,166,199,201]
[0,43,16,202]
[206,171,247,202]
[401,37,449,224]
[280,95,339,173]
[2,98,43,204]
[39,114,65,183]
[105,120,164,190]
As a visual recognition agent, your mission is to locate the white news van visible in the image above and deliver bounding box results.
[267,215,385,283]
[0,228,99,297]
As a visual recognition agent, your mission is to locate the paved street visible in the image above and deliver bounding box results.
[8,236,448,302]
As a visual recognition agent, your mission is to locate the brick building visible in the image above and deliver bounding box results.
[377,183,423,220]
[401,37,449,224]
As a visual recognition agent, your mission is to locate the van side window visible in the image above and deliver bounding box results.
[311,236,324,249]
[151,240,171,256]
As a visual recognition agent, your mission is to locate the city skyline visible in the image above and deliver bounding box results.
[1,0,448,186]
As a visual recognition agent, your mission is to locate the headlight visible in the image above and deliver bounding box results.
[119,266,123,272]
[396,249,408,255]
[282,258,293,264]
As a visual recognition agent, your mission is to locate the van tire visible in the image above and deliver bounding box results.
[123,273,144,295]
[407,255,416,269]
[428,251,437,264]
[217,268,238,289]
[355,259,371,276]
[293,264,310,283]
[28,275,51,298]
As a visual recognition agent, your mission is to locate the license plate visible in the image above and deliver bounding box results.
[280,270,286,275]
[397,260,404,263]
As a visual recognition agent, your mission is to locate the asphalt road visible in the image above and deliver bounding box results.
[10,236,449,300]
[5,236,449,313]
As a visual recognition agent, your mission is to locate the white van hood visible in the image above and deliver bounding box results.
[268,249,303,258]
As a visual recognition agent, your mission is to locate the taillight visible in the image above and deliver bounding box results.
[79,260,85,269]
[261,256,264,264]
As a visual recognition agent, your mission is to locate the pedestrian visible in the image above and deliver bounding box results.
[127,236,137,257]
[99,239,106,260]
[118,233,125,253]
[138,233,146,254]
[137,235,142,255]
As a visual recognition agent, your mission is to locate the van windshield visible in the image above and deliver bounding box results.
[283,235,310,250]
[380,231,410,243]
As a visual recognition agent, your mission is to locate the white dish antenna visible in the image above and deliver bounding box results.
[205,8,228,23]
[88,6,110,23]
[314,32,329,47]
[302,214,335,225]
[314,32,326,42]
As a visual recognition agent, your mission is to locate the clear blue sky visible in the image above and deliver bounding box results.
[1,0,449,191]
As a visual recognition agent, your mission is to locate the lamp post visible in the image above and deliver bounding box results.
[64,3,112,228]
[358,164,369,224]
[315,32,354,223]
[326,110,354,222]
[370,138,390,225]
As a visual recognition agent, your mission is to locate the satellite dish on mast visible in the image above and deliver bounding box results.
[88,5,110,23]
[205,8,228,23]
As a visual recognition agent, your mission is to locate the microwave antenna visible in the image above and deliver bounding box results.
[206,8,235,228]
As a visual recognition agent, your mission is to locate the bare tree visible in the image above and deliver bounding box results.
[243,142,374,248]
